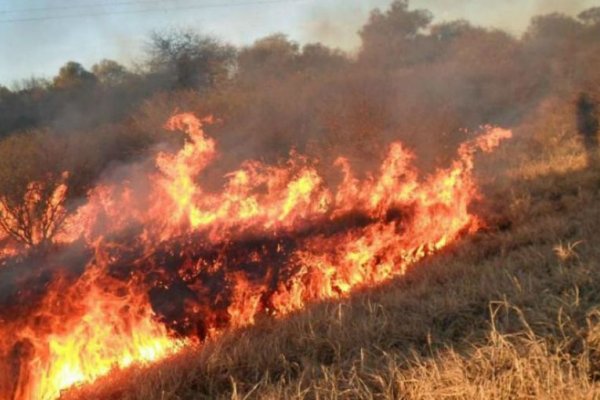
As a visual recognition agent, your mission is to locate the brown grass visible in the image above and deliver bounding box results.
[62,123,600,399]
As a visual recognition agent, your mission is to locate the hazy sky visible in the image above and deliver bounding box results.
[0,0,597,85]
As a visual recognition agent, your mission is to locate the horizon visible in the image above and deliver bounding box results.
[0,0,597,86]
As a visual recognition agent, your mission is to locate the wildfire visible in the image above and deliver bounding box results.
[15,271,182,400]
[0,112,511,400]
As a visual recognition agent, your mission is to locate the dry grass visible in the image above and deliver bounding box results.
[63,126,600,399]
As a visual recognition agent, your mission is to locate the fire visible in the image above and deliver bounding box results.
[0,112,511,400]
[2,244,184,400]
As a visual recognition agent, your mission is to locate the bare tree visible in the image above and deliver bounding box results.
[0,174,69,247]
[147,29,236,91]
[0,132,71,248]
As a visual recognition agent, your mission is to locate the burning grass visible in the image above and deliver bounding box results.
[0,113,511,399]
[62,132,600,399]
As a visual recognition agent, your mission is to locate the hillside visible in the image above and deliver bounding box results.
[60,102,600,399]
[1,2,600,399]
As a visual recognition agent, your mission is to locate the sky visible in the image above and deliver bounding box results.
[0,0,597,86]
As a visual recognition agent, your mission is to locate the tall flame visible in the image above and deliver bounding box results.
[0,113,511,400]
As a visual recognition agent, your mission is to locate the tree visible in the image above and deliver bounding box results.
[0,85,11,99]
[11,77,51,93]
[0,132,74,247]
[92,59,131,86]
[53,61,97,90]
[524,13,583,45]
[578,7,600,25]
[147,29,235,91]
[237,34,300,83]
[358,0,433,67]
[297,43,348,75]
[430,20,472,42]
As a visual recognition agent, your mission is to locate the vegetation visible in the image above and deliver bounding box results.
[1,0,600,397]
[62,126,600,399]
[1,1,599,248]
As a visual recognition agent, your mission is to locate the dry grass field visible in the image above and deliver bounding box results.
[58,97,600,400]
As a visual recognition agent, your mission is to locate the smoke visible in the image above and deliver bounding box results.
[406,0,598,34]
[0,0,598,301]
[530,0,597,16]
[300,0,391,51]
[3,2,600,396]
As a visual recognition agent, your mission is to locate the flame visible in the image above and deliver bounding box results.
[0,112,511,400]
[3,242,184,400]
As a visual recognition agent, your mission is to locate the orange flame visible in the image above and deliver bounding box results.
[0,113,511,400]
[5,242,184,400]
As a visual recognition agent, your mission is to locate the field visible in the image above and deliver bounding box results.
[61,106,600,399]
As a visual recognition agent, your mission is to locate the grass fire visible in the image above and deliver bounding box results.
[1,1,600,399]
[0,111,510,399]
